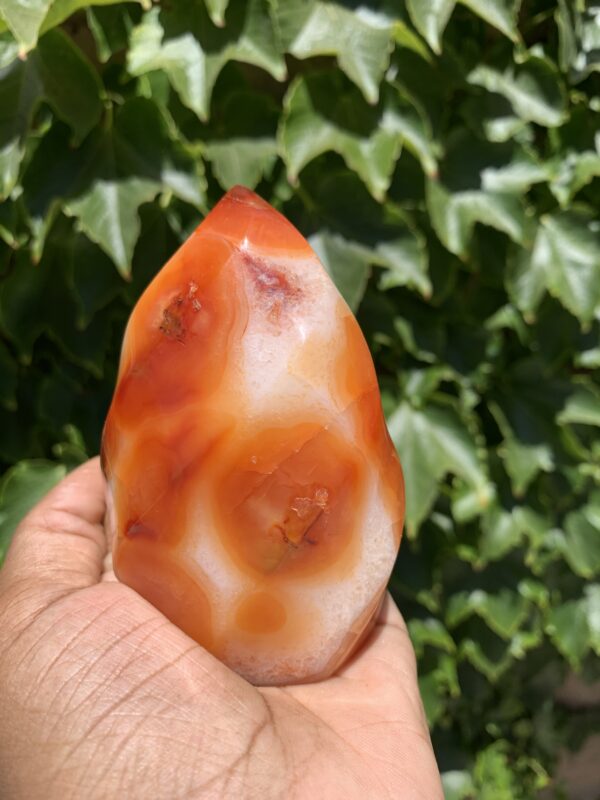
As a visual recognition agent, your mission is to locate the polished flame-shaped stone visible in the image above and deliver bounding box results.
[102,186,404,685]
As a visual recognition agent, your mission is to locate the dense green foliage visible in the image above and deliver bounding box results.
[0,0,599,796]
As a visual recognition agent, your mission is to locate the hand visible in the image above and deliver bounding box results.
[0,458,443,800]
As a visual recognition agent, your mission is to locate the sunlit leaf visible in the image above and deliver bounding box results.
[468,54,566,127]
[406,0,454,55]
[272,0,393,103]
[128,0,285,121]
[388,401,488,534]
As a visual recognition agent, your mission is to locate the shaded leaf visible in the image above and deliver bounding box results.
[0,29,19,67]
[508,210,600,324]
[86,4,140,63]
[298,166,431,297]
[501,437,553,496]
[0,245,114,373]
[0,339,17,409]
[24,96,202,270]
[0,459,67,561]
[0,28,102,197]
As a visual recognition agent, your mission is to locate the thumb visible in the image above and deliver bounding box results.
[0,458,108,600]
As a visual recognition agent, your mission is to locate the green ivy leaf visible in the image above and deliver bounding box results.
[447,589,529,639]
[0,459,67,560]
[0,244,114,373]
[0,0,52,51]
[387,401,489,535]
[558,383,600,428]
[473,742,522,800]
[309,231,370,312]
[502,437,554,496]
[24,97,202,271]
[419,654,459,725]
[375,218,430,297]
[409,617,456,655]
[0,28,102,198]
[550,150,600,207]
[561,507,600,579]
[479,145,551,194]
[386,83,439,176]
[114,97,206,208]
[508,210,600,324]
[0,28,19,66]
[462,91,530,143]
[546,586,600,667]
[65,177,157,279]
[204,0,229,27]
[556,0,600,83]
[426,177,527,259]
[204,87,278,190]
[468,54,567,128]
[67,233,125,327]
[478,505,524,564]
[206,138,277,190]
[458,0,520,43]
[128,1,285,122]
[491,400,554,496]
[272,0,393,104]
[41,0,135,36]
[297,167,431,298]
[280,72,402,201]
[86,4,137,63]
[406,0,455,55]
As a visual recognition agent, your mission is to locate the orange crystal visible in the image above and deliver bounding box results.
[102,186,404,685]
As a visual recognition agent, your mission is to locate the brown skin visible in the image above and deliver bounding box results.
[0,459,443,800]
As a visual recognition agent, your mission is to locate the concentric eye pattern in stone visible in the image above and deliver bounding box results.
[102,186,404,686]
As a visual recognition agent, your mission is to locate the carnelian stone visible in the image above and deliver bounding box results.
[102,186,404,685]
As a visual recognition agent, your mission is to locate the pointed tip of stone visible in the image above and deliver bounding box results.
[225,185,272,210]
[201,186,313,257]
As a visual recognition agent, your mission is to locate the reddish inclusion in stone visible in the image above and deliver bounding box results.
[102,186,404,677]
[214,423,365,578]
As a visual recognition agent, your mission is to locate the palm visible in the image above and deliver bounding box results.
[0,460,442,800]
